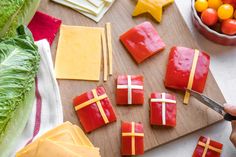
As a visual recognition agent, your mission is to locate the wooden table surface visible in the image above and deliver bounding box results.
[38,0,226,156]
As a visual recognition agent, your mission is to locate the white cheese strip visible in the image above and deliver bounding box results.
[150,93,176,125]
[161,93,166,125]
[127,75,132,104]
[150,99,176,103]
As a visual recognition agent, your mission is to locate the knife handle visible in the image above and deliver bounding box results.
[224,113,236,121]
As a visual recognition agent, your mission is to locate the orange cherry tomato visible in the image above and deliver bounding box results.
[201,8,218,26]
[221,19,236,35]
[217,4,234,20]
[195,0,208,12]
[208,0,223,9]
[234,10,236,19]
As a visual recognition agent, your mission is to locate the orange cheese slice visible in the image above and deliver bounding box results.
[35,139,81,157]
[73,125,94,147]
[48,130,77,144]
[55,25,103,81]
[57,142,100,157]
[16,122,94,157]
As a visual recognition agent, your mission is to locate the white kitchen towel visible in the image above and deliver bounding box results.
[10,39,63,156]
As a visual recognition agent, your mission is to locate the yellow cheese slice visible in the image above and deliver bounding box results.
[16,122,72,155]
[57,142,101,157]
[55,25,103,81]
[17,131,78,157]
[48,130,77,144]
[16,123,78,157]
[16,122,93,157]
[73,125,94,147]
[35,140,82,157]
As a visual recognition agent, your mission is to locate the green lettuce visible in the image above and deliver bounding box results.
[0,25,40,157]
[0,0,41,38]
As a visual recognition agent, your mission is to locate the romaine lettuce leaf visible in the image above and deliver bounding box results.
[0,0,41,38]
[0,25,40,157]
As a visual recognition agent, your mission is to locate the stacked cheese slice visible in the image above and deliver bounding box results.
[51,0,115,22]
[16,122,101,157]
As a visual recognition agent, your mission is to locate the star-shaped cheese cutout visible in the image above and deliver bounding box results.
[132,0,174,22]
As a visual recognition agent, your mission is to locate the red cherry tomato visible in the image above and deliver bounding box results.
[201,8,218,26]
[221,19,236,35]
[222,0,236,8]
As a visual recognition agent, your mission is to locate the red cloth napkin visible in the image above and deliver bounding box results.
[28,11,62,45]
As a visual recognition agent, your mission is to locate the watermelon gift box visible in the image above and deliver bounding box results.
[73,86,117,133]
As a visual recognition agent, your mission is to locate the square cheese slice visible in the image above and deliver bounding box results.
[55,25,103,81]
[35,139,81,157]
[16,122,93,157]
[57,142,100,157]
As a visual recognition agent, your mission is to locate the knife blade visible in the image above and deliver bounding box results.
[186,89,225,116]
[187,89,236,121]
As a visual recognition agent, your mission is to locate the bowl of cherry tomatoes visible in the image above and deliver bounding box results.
[192,0,236,45]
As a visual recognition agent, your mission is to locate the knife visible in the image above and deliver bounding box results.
[187,89,236,121]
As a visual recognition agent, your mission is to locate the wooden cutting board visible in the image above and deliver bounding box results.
[39,0,225,156]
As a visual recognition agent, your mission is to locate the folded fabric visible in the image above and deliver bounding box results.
[28,11,62,45]
[10,39,64,157]
[51,0,115,22]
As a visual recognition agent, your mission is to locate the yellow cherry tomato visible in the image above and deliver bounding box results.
[208,0,223,9]
[217,4,234,20]
[195,0,208,12]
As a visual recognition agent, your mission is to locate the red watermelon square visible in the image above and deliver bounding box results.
[121,121,144,155]
[165,46,210,93]
[120,21,165,64]
[73,86,116,133]
[192,136,223,157]
[150,92,176,127]
[116,75,144,105]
